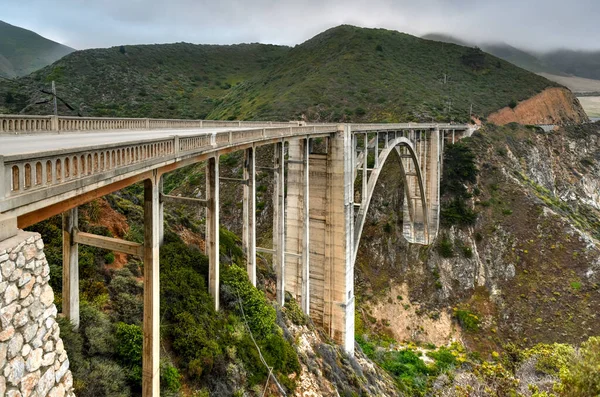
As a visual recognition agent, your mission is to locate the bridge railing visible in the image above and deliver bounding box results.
[0,124,341,213]
[0,115,302,134]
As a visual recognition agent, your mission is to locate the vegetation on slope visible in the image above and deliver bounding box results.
[0,41,287,117]
[0,25,558,123]
[210,25,558,123]
[28,184,301,396]
[0,20,74,78]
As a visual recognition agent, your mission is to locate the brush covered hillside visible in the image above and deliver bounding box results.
[0,25,563,123]
[0,20,74,78]
[423,33,600,91]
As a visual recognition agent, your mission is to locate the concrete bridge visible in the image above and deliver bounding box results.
[0,115,469,396]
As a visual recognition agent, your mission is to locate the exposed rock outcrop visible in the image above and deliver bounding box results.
[488,87,589,125]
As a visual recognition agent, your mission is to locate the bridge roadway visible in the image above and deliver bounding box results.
[0,115,470,397]
[0,127,252,156]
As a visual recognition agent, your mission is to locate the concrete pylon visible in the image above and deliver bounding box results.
[273,142,286,307]
[243,147,256,286]
[142,172,161,397]
[285,139,310,313]
[206,155,220,311]
[308,126,355,354]
[62,207,79,329]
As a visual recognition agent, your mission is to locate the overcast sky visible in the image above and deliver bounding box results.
[2,0,599,52]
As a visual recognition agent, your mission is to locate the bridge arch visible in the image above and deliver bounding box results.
[352,135,429,265]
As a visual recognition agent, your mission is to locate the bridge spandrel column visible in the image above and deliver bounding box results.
[273,142,286,307]
[309,126,354,355]
[426,128,441,243]
[206,156,220,310]
[143,173,160,396]
[243,147,256,286]
[285,139,310,312]
[62,207,79,329]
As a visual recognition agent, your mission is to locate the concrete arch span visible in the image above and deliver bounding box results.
[352,135,431,265]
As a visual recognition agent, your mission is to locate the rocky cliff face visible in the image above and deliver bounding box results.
[487,87,589,125]
[356,122,600,354]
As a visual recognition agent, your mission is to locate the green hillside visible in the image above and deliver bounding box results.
[208,26,557,122]
[0,20,74,78]
[0,41,288,117]
[1,25,557,122]
[423,32,600,82]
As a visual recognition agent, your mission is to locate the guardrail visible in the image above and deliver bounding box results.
[0,115,470,215]
[0,115,302,134]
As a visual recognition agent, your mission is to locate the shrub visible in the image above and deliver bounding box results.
[559,337,600,396]
[222,264,277,338]
[438,236,454,258]
[161,362,182,393]
[453,307,480,332]
[115,322,143,385]
[509,99,518,109]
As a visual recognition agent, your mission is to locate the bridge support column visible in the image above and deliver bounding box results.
[143,172,160,397]
[62,207,79,329]
[427,128,441,239]
[206,155,220,310]
[309,126,354,354]
[285,139,310,313]
[273,142,286,307]
[243,147,256,286]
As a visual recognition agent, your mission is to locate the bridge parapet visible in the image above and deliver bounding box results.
[0,115,303,135]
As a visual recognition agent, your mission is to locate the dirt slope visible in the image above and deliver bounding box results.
[488,87,589,125]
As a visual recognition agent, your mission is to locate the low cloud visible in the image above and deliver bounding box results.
[2,0,598,51]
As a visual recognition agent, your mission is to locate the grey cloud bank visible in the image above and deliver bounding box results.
[2,0,598,51]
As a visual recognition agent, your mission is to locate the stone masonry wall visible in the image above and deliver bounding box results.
[0,231,75,397]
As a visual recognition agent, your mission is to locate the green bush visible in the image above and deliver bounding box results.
[560,337,600,396]
[438,236,454,258]
[222,264,277,339]
[115,322,143,383]
[453,307,480,332]
[161,362,182,393]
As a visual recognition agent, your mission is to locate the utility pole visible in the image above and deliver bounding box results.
[52,80,58,116]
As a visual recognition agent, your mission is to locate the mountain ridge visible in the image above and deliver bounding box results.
[0,20,75,78]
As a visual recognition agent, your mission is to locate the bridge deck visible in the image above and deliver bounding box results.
[0,127,253,157]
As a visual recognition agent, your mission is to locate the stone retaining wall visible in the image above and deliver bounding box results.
[0,231,75,397]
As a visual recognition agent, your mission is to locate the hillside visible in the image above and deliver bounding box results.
[423,32,600,91]
[209,26,559,122]
[0,25,560,123]
[0,20,74,78]
[0,41,288,117]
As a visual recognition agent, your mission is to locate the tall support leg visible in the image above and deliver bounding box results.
[243,147,256,286]
[143,173,160,397]
[274,142,286,306]
[301,138,310,314]
[206,155,220,310]
[158,177,164,246]
[374,132,380,168]
[327,125,354,354]
[62,207,79,329]
[362,134,367,204]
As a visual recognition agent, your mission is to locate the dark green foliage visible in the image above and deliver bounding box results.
[438,236,454,258]
[440,197,478,227]
[461,47,487,71]
[283,294,309,326]
[115,323,143,384]
[508,99,518,109]
[441,143,478,196]
[440,142,479,227]
[222,264,277,339]
[380,349,432,395]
